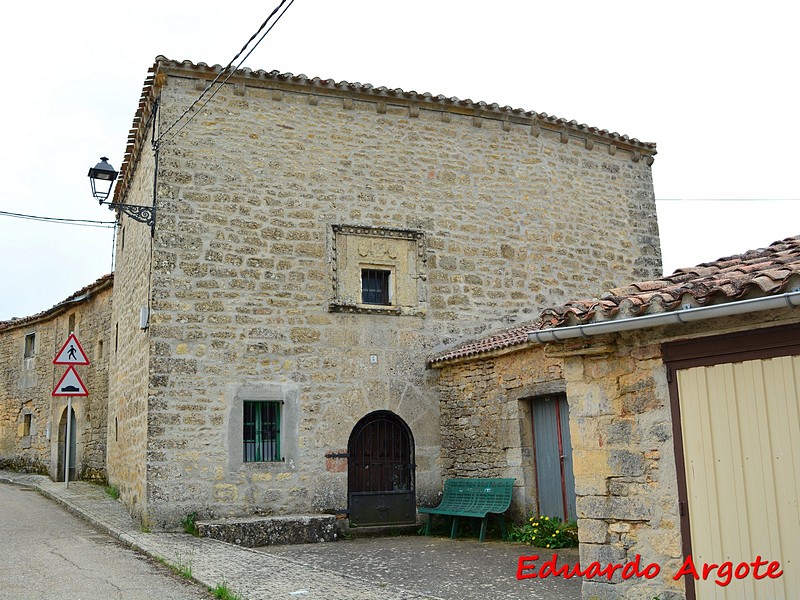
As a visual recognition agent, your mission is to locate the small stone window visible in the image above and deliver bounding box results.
[330,225,426,315]
[23,333,35,358]
[243,401,282,462]
[22,414,32,437]
[361,269,391,305]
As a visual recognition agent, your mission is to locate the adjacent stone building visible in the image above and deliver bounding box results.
[104,56,661,528]
[0,274,112,481]
[430,236,800,599]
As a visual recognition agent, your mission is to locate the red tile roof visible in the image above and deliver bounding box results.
[0,274,114,332]
[427,321,546,366]
[429,235,800,366]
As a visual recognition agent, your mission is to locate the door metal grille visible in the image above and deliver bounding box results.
[348,411,415,525]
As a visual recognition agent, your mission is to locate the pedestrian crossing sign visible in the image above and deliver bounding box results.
[53,334,90,366]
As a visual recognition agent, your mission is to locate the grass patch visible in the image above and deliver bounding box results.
[172,553,193,579]
[104,485,120,499]
[181,511,200,536]
[212,580,243,600]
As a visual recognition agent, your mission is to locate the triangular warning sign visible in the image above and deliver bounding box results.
[52,366,89,397]
[53,334,90,366]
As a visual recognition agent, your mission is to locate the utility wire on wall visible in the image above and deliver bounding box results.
[155,0,297,150]
[656,198,800,202]
[0,210,116,229]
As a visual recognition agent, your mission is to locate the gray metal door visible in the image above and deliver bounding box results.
[531,394,576,521]
[348,411,416,526]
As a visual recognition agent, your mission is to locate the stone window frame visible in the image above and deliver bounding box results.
[329,224,427,316]
[23,332,36,358]
[229,383,299,473]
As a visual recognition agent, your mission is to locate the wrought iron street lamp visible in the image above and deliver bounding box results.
[88,157,155,229]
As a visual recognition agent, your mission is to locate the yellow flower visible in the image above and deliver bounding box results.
[533,522,539,526]
[546,544,550,548]
[544,517,549,521]
[552,533,556,537]
[555,530,560,534]
[534,529,538,533]
[529,517,534,522]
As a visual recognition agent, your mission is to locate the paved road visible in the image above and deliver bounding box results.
[262,535,583,600]
[0,482,213,600]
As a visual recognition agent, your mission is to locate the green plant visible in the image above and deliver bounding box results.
[173,553,193,579]
[509,514,578,549]
[212,580,243,600]
[104,485,120,499]
[181,511,200,536]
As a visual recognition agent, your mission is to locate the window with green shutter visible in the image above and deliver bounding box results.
[243,401,281,462]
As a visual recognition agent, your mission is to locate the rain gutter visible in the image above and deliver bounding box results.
[528,290,800,344]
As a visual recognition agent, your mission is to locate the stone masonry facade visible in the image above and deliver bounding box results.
[551,331,682,600]
[435,304,800,600]
[434,344,564,521]
[0,277,112,481]
[109,56,661,528]
[560,309,800,600]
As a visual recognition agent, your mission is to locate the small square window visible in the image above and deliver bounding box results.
[22,414,32,437]
[24,333,35,358]
[361,269,391,305]
[243,401,281,462]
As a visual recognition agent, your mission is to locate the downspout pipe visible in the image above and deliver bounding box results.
[528,290,800,344]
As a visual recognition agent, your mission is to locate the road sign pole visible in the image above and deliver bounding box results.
[64,397,72,488]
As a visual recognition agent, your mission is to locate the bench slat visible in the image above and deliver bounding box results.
[418,478,515,542]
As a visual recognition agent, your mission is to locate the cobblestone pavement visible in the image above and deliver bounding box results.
[0,471,581,600]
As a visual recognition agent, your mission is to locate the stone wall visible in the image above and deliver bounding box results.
[115,59,662,527]
[553,308,800,600]
[106,143,157,522]
[552,333,681,600]
[0,280,112,481]
[434,345,564,520]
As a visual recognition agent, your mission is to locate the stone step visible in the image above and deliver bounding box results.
[344,522,421,538]
[196,514,342,547]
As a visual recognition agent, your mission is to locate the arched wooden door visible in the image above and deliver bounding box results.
[348,411,415,526]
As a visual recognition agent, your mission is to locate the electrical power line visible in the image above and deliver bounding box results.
[657,198,800,202]
[0,210,116,228]
[155,0,297,149]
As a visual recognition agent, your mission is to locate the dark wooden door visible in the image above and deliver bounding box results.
[348,411,416,526]
[57,407,77,482]
[531,394,576,521]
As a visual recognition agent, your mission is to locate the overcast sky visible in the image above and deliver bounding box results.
[1,0,798,321]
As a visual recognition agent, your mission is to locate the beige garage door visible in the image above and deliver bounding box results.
[678,355,800,599]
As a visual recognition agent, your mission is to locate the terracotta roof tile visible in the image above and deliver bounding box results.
[0,274,114,332]
[429,235,800,365]
[541,235,800,327]
[426,321,544,365]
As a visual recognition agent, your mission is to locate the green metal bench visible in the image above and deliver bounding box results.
[418,478,515,542]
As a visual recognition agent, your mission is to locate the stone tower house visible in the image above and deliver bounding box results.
[107,56,661,527]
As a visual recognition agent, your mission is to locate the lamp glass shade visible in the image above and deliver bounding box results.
[88,157,118,202]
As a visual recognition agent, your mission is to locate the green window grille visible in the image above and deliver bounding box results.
[243,401,281,462]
